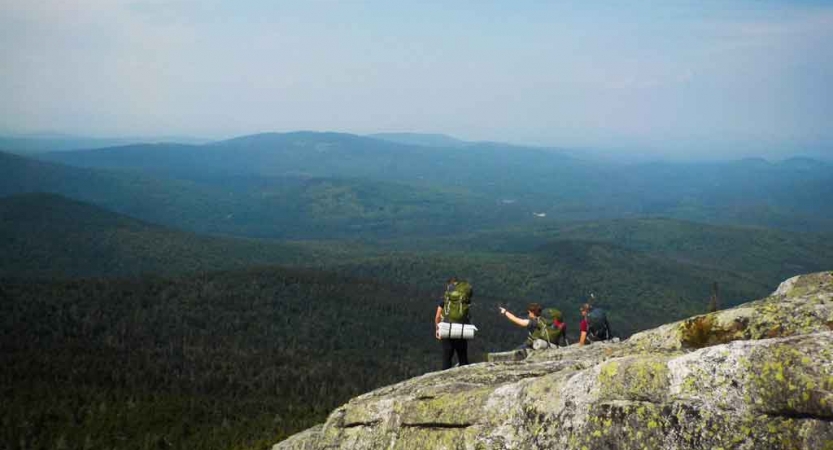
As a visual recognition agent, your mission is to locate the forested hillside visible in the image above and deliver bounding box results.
[398,218,833,285]
[309,240,773,337]
[0,151,528,239]
[0,151,242,234]
[0,267,518,449]
[1,194,805,336]
[0,193,310,279]
[5,193,829,333]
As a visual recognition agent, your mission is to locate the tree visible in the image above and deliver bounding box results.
[707,282,720,313]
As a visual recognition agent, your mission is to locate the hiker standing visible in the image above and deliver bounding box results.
[435,278,471,369]
[579,303,591,346]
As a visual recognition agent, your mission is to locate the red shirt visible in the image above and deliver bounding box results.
[580,318,588,333]
[553,319,567,335]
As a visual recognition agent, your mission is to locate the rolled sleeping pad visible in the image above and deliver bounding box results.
[437,322,478,339]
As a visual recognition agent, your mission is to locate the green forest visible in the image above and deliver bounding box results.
[1,268,524,449]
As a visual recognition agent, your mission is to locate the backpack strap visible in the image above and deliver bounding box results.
[537,317,552,347]
[528,318,540,341]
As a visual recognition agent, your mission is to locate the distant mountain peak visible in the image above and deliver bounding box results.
[211,130,368,147]
[736,156,771,166]
[780,156,828,169]
[368,132,469,148]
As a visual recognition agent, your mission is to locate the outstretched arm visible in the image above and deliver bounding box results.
[499,307,530,327]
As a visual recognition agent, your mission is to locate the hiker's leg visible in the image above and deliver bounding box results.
[441,339,454,370]
[456,339,469,366]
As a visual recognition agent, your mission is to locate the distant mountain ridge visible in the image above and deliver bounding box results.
[0,133,209,154]
[5,129,833,235]
[38,131,575,190]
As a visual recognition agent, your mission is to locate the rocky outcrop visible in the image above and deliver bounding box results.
[275,272,833,450]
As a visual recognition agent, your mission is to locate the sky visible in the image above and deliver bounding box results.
[1,0,832,159]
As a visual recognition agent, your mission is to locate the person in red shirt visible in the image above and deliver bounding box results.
[579,303,591,346]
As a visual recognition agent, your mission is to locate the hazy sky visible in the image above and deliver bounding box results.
[2,1,832,158]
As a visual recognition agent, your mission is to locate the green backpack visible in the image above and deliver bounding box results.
[443,281,473,323]
[529,308,564,346]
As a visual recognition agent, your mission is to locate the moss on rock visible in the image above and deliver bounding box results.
[400,388,493,427]
[745,339,833,419]
[597,356,670,403]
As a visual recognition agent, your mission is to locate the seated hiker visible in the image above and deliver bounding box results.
[579,302,612,346]
[499,303,564,349]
